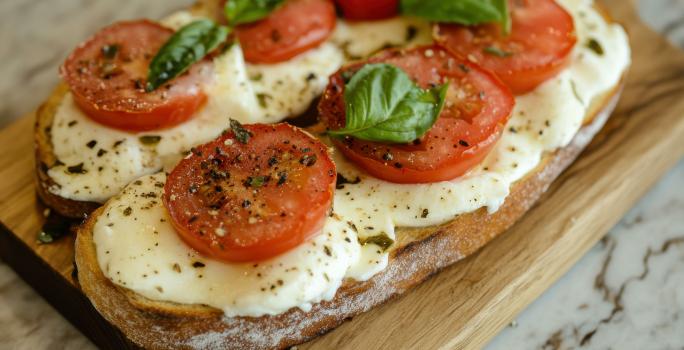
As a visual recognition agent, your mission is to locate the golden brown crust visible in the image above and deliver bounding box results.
[75,77,624,349]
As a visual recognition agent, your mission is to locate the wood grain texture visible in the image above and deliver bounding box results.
[0,0,683,349]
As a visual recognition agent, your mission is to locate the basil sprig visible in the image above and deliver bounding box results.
[146,19,230,92]
[328,64,448,144]
[225,0,285,26]
[400,0,511,34]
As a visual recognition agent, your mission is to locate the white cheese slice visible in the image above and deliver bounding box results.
[331,17,433,59]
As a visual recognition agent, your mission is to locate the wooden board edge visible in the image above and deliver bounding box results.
[1,0,683,348]
[0,221,138,350]
[453,151,684,350]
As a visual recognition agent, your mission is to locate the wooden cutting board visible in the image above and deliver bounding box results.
[1,0,684,349]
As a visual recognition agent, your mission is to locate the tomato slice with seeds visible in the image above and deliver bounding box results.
[164,123,336,262]
[335,0,399,21]
[434,0,576,94]
[319,45,514,184]
[61,20,209,131]
[234,0,337,64]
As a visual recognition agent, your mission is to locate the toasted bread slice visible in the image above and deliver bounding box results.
[74,72,625,348]
[33,0,228,219]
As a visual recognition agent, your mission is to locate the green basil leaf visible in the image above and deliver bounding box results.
[37,211,75,245]
[493,0,511,35]
[225,0,285,26]
[400,0,510,33]
[328,63,448,144]
[146,19,230,92]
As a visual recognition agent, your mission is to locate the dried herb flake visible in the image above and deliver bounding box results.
[483,46,513,57]
[586,38,604,56]
[246,175,268,188]
[230,119,252,144]
[139,135,162,145]
[67,163,86,174]
[358,233,395,252]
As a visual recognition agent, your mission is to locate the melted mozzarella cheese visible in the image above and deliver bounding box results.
[332,0,630,245]
[49,12,428,203]
[48,45,255,202]
[331,17,433,59]
[93,0,629,317]
[247,43,344,121]
[48,39,344,203]
[93,173,365,317]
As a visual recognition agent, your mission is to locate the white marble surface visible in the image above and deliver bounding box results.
[0,1,683,350]
[486,160,684,350]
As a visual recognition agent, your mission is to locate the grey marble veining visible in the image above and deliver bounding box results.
[486,160,684,350]
[0,1,683,350]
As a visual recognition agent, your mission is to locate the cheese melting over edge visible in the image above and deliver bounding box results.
[92,0,629,317]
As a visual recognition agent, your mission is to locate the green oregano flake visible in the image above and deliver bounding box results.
[230,119,252,144]
[246,175,268,188]
[139,135,162,145]
[586,38,604,56]
[483,46,513,57]
[358,233,395,252]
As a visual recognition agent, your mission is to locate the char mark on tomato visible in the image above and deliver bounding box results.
[163,123,336,262]
[61,20,209,131]
[434,0,576,94]
[234,0,337,64]
[319,45,515,184]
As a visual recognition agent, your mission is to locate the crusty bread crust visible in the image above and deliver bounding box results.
[34,83,100,219]
[75,75,624,349]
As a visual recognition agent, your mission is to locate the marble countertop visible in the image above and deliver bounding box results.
[0,1,683,349]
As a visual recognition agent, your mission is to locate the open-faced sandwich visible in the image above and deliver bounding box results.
[33,0,630,348]
[35,0,433,218]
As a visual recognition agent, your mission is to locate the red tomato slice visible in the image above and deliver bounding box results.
[61,20,209,131]
[335,0,398,21]
[164,123,336,262]
[319,45,515,184]
[434,0,576,94]
[234,0,336,64]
